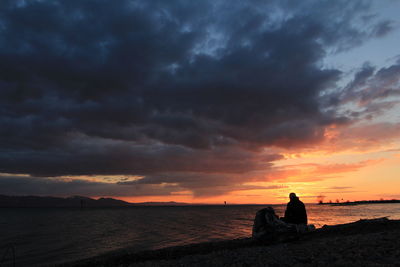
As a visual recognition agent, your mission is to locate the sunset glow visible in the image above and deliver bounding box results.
[0,0,399,204]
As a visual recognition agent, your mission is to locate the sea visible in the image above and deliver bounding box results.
[1,203,400,266]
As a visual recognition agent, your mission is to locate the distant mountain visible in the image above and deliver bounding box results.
[0,195,131,208]
[0,195,197,207]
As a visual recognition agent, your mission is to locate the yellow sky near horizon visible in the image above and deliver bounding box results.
[110,129,400,205]
[113,152,400,204]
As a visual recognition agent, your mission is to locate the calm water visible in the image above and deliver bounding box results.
[1,204,400,266]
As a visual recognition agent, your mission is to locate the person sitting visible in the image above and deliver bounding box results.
[282,192,308,225]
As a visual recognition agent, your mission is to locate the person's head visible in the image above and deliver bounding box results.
[289,192,297,201]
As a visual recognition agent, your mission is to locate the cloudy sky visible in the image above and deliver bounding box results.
[1,0,399,203]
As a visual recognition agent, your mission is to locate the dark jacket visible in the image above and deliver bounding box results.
[283,197,307,224]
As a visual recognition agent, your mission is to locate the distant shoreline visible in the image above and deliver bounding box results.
[318,199,400,206]
[1,194,400,208]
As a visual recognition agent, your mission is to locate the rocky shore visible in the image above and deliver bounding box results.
[63,218,400,267]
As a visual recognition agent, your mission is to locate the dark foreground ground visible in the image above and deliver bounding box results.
[62,218,400,267]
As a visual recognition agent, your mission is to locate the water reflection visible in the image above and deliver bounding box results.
[1,204,399,265]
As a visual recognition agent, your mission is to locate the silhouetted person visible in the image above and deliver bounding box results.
[283,193,307,224]
[252,206,289,241]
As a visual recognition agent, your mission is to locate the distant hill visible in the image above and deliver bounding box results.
[0,195,244,207]
[0,195,131,208]
[0,195,197,207]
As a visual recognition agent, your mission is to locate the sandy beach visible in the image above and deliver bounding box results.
[63,217,400,267]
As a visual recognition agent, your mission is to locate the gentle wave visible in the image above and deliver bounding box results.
[1,203,400,265]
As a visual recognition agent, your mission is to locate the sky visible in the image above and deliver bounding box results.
[0,0,399,204]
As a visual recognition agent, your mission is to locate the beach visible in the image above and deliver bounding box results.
[64,218,400,266]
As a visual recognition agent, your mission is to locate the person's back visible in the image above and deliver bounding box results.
[283,193,307,225]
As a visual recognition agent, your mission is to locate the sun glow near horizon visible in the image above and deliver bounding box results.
[111,137,400,205]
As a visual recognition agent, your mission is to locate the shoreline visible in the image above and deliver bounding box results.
[61,217,400,266]
[318,199,400,206]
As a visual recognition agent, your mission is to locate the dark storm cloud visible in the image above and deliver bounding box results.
[371,20,395,37]
[339,59,400,120]
[0,174,181,196]
[346,63,376,90]
[0,0,391,196]
[0,135,282,176]
[0,174,285,197]
[119,172,288,197]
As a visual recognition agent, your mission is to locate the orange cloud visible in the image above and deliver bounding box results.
[268,159,383,182]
